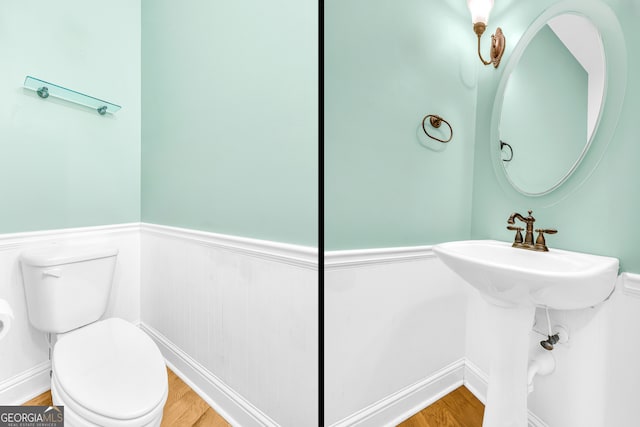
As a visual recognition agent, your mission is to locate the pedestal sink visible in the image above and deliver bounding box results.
[433,240,619,427]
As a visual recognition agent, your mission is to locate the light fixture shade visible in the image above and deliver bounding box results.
[467,0,494,24]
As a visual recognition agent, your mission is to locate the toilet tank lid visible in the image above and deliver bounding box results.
[20,246,119,267]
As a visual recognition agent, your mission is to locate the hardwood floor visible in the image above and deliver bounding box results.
[21,390,51,406]
[23,372,482,427]
[397,386,485,427]
[22,368,231,427]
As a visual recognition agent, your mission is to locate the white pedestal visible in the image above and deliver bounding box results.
[482,304,536,427]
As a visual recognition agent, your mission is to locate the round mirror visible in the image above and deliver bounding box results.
[498,13,604,195]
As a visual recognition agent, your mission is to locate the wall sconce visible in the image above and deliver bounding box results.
[467,0,505,68]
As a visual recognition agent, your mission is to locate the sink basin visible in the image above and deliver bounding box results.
[433,240,619,309]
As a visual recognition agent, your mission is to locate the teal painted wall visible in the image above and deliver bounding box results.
[0,1,141,233]
[325,0,478,250]
[500,25,587,194]
[471,0,640,272]
[141,0,318,246]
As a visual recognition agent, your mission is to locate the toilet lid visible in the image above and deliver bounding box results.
[53,318,168,420]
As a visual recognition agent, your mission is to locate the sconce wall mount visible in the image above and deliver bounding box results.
[474,23,505,68]
[468,0,505,68]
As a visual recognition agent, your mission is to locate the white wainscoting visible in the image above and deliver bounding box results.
[140,223,318,427]
[620,272,640,298]
[594,273,640,427]
[0,223,141,404]
[324,246,468,426]
[324,245,558,427]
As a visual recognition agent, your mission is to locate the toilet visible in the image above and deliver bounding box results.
[20,246,168,427]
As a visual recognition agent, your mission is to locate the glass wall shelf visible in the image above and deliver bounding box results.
[23,76,121,115]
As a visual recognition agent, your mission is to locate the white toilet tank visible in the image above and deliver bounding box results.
[20,245,118,333]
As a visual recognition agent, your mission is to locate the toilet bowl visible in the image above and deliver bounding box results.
[20,246,169,426]
[50,318,168,427]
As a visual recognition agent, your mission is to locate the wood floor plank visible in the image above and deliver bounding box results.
[21,368,230,427]
[22,390,52,406]
[399,411,432,427]
[441,387,485,427]
[166,368,192,402]
[457,387,485,418]
[397,386,484,427]
[192,407,232,427]
[419,399,464,427]
[161,388,211,427]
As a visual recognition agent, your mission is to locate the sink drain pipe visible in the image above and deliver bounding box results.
[528,348,555,393]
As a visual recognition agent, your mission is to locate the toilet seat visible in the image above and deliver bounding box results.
[52,374,166,427]
[52,318,168,426]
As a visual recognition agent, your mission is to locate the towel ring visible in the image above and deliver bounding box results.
[500,140,514,162]
[422,114,453,143]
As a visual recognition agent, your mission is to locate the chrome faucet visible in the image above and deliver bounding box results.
[507,210,557,252]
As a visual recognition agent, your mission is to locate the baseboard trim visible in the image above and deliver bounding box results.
[329,357,549,427]
[324,246,436,270]
[528,411,549,427]
[463,358,549,427]
[328,359,465,427]
[462,359,488,405]
[140,322,280,427]
[0,361,51,405]
[141,223,317,270]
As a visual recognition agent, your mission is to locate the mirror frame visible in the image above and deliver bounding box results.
[490,0,626,205]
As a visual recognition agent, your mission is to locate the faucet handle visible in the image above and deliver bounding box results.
[507,225,524,245]
[534,229,557,251]
[535,228,557,234]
